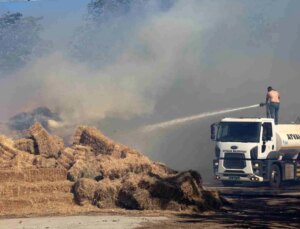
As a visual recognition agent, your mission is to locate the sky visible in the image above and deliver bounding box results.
[0,0,87,45]
[1,0,300,181]
[0,0,86,12]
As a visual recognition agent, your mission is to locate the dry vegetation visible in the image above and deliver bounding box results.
[0,123,222,217]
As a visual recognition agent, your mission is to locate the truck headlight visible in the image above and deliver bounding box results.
[214,161,219,166]
[254,163,259,168]
[254,169,260,175]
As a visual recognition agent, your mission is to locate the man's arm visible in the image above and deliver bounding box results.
[266,92,270,103]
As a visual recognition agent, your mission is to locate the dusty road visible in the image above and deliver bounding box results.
[138,184,300,228]
[0,215,167,229]
[1,184,300,229]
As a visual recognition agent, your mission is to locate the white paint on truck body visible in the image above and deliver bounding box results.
[275,124,300,152]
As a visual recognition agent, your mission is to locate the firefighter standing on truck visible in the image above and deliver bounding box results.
[266,86,280,124]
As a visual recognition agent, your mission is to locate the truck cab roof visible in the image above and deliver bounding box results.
[221,117,274,123]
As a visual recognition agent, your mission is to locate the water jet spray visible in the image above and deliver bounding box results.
[142,104,260,132]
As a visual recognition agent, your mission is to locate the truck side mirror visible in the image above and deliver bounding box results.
[210,123,219,141]
[262,142,266,153]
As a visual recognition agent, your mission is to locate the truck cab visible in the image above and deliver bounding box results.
[211,118,300,187]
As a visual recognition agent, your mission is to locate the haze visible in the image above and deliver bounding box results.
[0,0,300,182]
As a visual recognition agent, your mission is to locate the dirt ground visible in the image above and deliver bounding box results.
[0,215,167,229]
[137,196,300,228]
[1,189,299,229]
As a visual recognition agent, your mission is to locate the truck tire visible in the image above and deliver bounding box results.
[269,164,281,188]
[221,181,235,187]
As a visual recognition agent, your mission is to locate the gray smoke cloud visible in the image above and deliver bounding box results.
[1,0,300,182]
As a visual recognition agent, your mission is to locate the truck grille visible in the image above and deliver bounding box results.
[224,153,246,169]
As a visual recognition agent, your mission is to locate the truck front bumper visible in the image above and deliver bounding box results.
[215,173,264,182]
[213,159,265,182]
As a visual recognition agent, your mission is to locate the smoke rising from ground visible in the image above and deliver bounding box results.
[2,52,155,123]
[1,0,300,181]
[0,0,207,123]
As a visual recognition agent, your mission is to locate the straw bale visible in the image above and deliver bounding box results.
[0,135,15,147]
[95,154,154,180]
[73,170,219,211]
[0,170,25,182]
[142,171,204,210]
[14,138,35,154]
[57,159,71,170]
[28,123,64,158]
[10,151,35,168]
[24,168,67,182]
[0,158,10,169]
[0,168,67,182]
[73,145,94,160]
[123,171,205,210]
[32,155,57,168]
[0,135,37,168]
[73,178,120,208]
[116,173,179,210]
[118,184,181,211]
[73,126,115,155]
[0,146,15,160]
[53,135,64,150]
[0,199,33,212]
[0,181,72,198]
[117,181,142,210]
[0,193,75,214]
[67,159,100,181]
[73,145,92,154]
[94,151,167,180]
[0,124,222,216]
[23,192,74,204]
[62,148,75,161]
[93,179,119,208]
[0,138,18,160]
[57,148,76,170]
[73,178,98,205]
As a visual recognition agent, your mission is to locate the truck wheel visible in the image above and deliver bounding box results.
[221,181,235,187]
[269,164,281,188]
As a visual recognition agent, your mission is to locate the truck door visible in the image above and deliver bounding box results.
[262,122,274,154]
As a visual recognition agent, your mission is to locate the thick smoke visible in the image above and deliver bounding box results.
[0,0,205,123]
[1,0,300,182]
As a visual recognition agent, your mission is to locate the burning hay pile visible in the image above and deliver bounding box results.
[0,123,222,215]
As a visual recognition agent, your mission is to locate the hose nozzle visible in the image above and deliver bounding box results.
[259,102,266,107]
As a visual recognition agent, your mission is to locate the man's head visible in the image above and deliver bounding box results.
[267,86,273,92]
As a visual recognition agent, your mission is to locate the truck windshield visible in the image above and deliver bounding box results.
[217,122,261,143]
